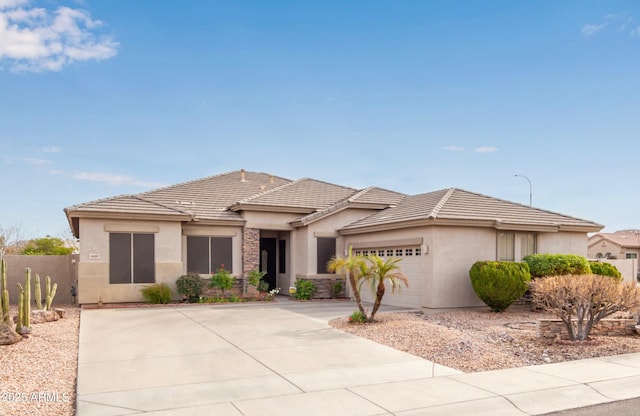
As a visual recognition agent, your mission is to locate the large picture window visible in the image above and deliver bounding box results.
[317,237,336,274]
[497,232,536,262]
[109,233,155,284]
[187,236,233,274]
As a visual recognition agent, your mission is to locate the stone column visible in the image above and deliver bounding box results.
[242,227,260,277]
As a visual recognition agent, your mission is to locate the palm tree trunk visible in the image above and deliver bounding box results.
[369,281,386,321]
[348,272,367,317]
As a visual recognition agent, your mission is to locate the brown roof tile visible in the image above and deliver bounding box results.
[589,230,640,248]
[341,188,603,232]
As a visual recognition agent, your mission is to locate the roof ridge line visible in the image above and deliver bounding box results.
[235,177,307,205]
[430,188,456,218]
[135,195,194,217]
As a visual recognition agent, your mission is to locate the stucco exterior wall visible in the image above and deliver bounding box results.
[77,218,183,304]
[537,232,587,256]
[427,226,495,309]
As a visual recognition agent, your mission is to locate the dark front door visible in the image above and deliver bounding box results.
[259,238,277,291]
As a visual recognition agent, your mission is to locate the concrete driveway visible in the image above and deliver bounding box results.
[76,300,640,416]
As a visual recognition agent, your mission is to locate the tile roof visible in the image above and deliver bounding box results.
[588,230,640,248]
[340,188,603,233]
[66,170,291,222]
[292,187,406,226]
[231,178,357,212]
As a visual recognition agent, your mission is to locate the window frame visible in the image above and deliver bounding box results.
[186,236,233,274]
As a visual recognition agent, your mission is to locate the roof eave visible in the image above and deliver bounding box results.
[65,210,193,222]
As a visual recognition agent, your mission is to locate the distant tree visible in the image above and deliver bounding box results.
[21,237,74,255]
[0,224,25,257]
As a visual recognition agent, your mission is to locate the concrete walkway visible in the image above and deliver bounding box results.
[76,300,640,416]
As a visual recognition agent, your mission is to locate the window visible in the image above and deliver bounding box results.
[498,232,536,262]
[317,237,336,274]
[109,233,155,284]
[187,236,232,274]
[626,253,638,259]
[596,253,603,259]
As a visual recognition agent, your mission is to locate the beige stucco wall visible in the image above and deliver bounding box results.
[77,218,183,304]
[588,237,640,276]
[537,232,587,256]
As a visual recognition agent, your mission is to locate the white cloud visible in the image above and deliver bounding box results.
[71,171,164,188]
[0,1,118,72]
[443,145,464,152]
[20,156,50,165]
[0,0,27,10]
[581,23,606,37]
[40,146,60,153]
[474,146,498,153]
[583,12,638,37]
[631,26,640,37]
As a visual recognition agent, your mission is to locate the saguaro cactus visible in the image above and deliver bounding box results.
[16,284,24,334]
[1,258,10,325]
[35,274,43,310]
[44,276,57,311]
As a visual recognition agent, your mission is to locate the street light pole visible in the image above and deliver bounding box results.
[514,174,532,207]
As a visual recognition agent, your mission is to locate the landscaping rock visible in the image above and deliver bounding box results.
[30,310,60,324]
[0,323,22,345]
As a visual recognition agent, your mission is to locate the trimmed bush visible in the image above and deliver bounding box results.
[523,254,590,278]
[175,273,204,302]
[589,261,622,281]
[294,279,317,300]
[140,283,172,304]
[469,261,531,312]
[210,267,235,297]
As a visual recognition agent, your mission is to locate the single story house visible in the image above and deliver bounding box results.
[64,169,603,310]
[588,230,640,278]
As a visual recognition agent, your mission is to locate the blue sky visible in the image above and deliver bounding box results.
[1,0,639,240]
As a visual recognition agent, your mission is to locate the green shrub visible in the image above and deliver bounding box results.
[210,267,235,297]
[589,261,622,281]
[294,279,317,300]
[348,310,367,323]
[247,269,267,290]
[140,283,172,304]
[331,280,344,298]
[523,254,591,278]
[175,273,203,302]
[469,261,531,312]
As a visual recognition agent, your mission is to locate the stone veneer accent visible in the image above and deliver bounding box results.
[536,318,637,338]
[296,276,347,299]
[242,227,260,278]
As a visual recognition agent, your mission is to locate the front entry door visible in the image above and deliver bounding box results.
[259,238,277,290]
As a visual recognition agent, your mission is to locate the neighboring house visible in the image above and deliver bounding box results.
[588,230,640,277]
[64,169,603,310]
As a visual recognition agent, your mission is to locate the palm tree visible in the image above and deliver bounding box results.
[327,246,368,317]
[362,255,409,322]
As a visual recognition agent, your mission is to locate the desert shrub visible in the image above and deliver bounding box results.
[589,261,622,281]
[247,269,267,290]
[294,279,317,300]
[530,274,640,340]
[469,261,531,312]
[140,283,172,304]
[523,254,591,278]
[175,273,203,302]
[210,267,235,297]
[348,310,367,323]
[331,280,344,298]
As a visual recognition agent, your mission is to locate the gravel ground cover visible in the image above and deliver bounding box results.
[0,305,79,416]
[330,305,640,373]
